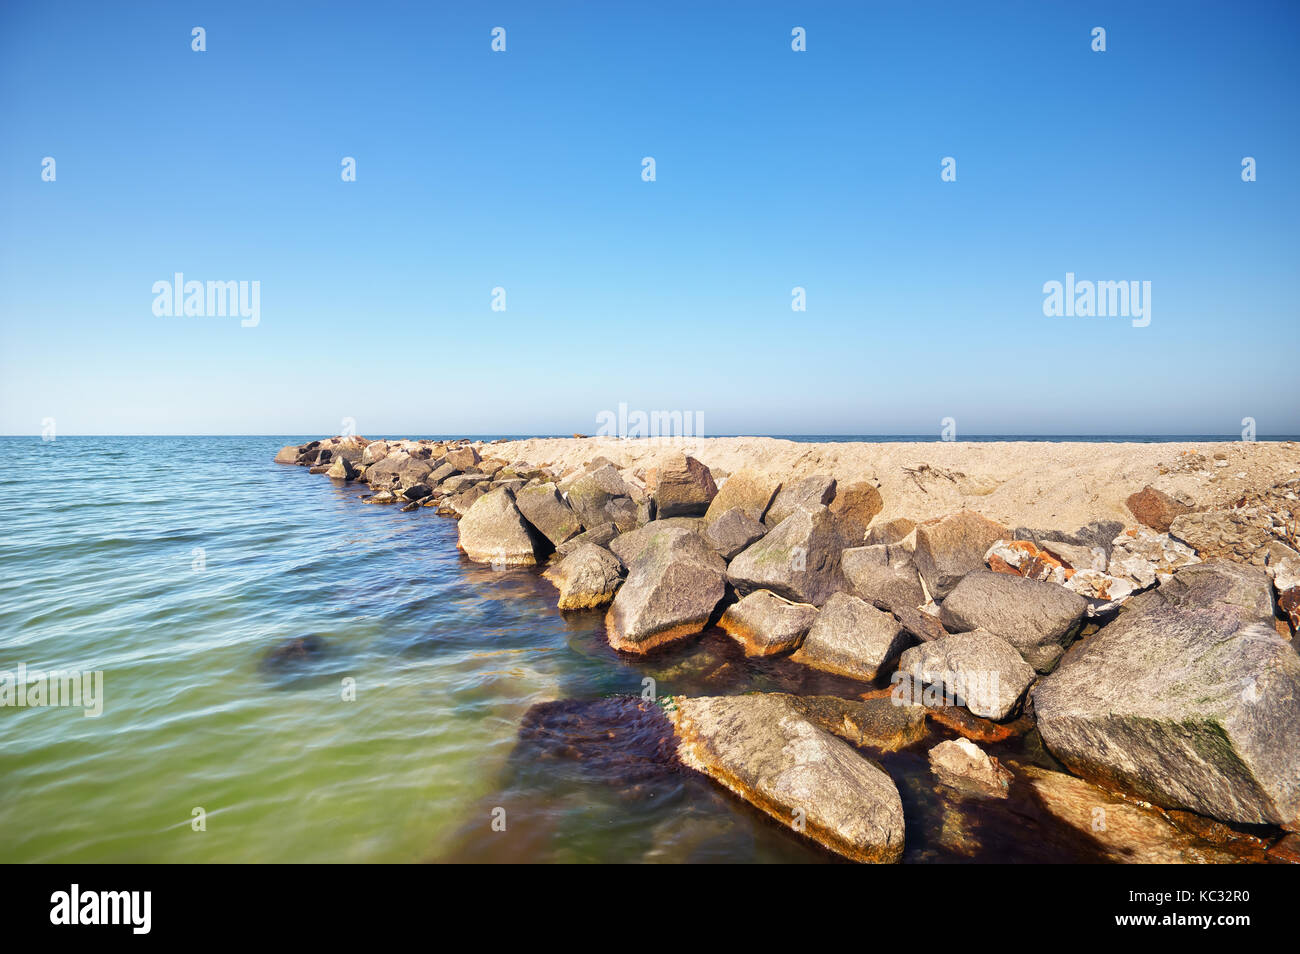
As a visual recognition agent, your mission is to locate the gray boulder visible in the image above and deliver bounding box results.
[515,482,583,546]
[841,545,925,614]
[554,521,619,561]
[897,629,1036,721]
[790,592,912,681]
[704,469,781,523]
[562,463,631,527]
[604,528,726,653]
[727,505,846,606]
[543,543,624,610]
[456,488,548,566]
[703,507,767,560]
[718,589,818,656]
[609,518,706,565]
[668,693,905,863]
[1033,560,1300,825]
[939,570,1088,673]
[765,474,836,527]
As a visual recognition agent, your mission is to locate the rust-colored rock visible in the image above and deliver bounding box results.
[1126,485,1194,533]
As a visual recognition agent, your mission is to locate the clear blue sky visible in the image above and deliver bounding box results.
[2,1,1297,436]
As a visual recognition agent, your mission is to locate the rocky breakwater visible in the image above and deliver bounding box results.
[275,436,1300,863]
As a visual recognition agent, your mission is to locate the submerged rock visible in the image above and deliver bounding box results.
[939,569,1088,673]
[914,510,1010,599]
[604,528,726,653]
[457,487,548,566]
[543,543,624,610]
[1034,559,1300,825]
[789,592,911,682]
[717,589,817,656]
[897,629,1036,722]
[668,693,905,863]
[928,739,1012,799]
[727,505,846,606]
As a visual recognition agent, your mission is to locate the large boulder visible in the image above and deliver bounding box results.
[914,510,1010,599]
[361,440,390,465]
[515,482,583,546]
[604,528,726,653]
[456,488,548,566]
[938,570,1088,673]
[703,507,767,560]
[704,469,781,524]
[563,463,632,527]
[1033,560,1300,825]
[608,518,705,565]
[543,543,624,610]
[444,446,480,471]
[645,453,717,518]
[274,444,301,465]
[727,505,846,606]
[1126,485,1195,533]
[555,521,619,560]
[667,694,906,863]
[828,481,884,547]
[764,475,836,528]
[841,546,925,614]
[897,629,1036,721]
[718,589,817,656]
[789,592,912,682]
[365,452,432,492]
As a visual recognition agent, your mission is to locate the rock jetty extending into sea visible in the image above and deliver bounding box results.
[276,434,1300,863]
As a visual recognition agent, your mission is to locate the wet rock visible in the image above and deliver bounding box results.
[704,469,781,524]
[401,482,431,501]
[727,505,846,606]
[668,693,905,863]
[362,490,397,505]
[1015,763,1264,863]
[939,569,1088,673]
[1034,560,1300,825]
[828,481,884,547]
[274,444,301,465]
[898,629,1036,721]
[645,452,717,518]
[717,589,817,656]
[914,510,1010,599]
[789,592,912,682]
[543,543,624,610]
[262,635,328,669]
[777,694,927,752]
[764,474,836,528]
[515,482,583,547]
[841,545,925,614]
[928,739,1012,799]
[457,487,548,566]
[1126,485,1195,533]
[604,528,726,653]
[703,507,767,560]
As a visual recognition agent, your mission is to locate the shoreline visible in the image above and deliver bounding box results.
[274,434,1300,864]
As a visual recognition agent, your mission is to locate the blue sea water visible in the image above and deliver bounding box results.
[0,435,1272,863]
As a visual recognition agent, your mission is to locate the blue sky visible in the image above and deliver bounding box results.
[1,0,1297,436]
